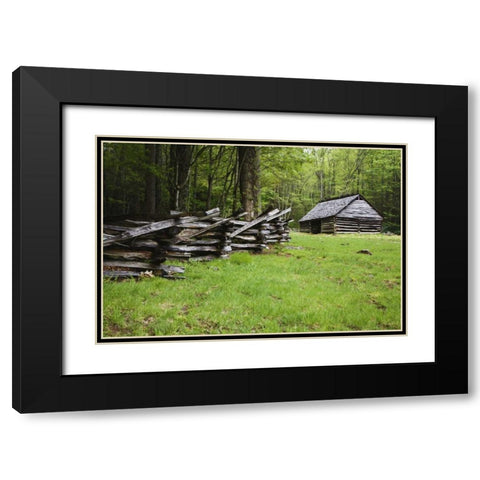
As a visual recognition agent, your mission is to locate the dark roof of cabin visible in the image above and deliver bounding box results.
[299,194,382,222]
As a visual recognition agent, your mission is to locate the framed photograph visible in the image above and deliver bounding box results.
[13,67,468,413]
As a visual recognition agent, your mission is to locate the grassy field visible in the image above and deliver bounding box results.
[102,232,402,338]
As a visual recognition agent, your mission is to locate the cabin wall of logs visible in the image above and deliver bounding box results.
[299,215,381,234]
[335,217,382,233]
[103,207,291,280]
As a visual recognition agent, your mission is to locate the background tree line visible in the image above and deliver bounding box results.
[103,143,402,232]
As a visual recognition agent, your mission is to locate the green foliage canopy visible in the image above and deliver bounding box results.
[103,142,402,232]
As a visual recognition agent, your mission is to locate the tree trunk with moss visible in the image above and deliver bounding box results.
[238,146,260,221]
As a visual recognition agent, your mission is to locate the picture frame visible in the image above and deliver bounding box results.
[12,66,468,413]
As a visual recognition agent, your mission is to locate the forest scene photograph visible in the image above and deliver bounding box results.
[100,139,403,339]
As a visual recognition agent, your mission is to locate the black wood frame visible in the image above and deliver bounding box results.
[12,67,468,413]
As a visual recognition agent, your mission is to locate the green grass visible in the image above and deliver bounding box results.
[102,232,402,338]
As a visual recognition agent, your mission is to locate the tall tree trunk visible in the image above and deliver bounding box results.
[154,144,168,216]
[206,175,213,210]
[169,145,193,211]
[220,152,236,212]
[145,144,156,216]
[192,161,198,211]
[238,146,260,221]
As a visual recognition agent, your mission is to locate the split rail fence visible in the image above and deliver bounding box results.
[103,207,291,280]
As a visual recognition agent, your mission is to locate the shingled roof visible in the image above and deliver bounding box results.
[299,194,363,222]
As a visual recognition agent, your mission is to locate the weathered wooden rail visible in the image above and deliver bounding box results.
[103,207,291,279]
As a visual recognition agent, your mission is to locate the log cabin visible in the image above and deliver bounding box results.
[298,194,382,234]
